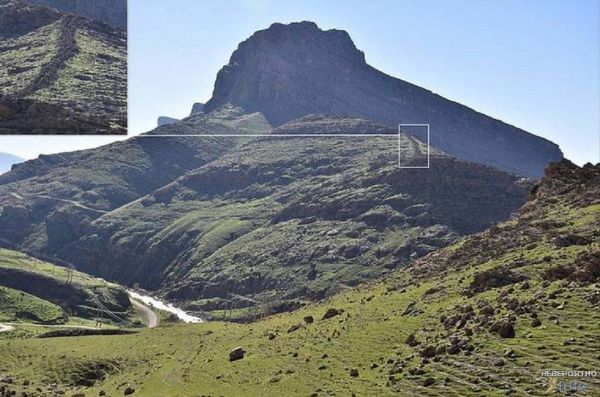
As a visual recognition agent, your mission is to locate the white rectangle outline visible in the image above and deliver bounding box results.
[139,125,430,169]
[398,124,430,169]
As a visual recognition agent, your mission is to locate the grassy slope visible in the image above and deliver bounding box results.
[0,1,126,134]
[0,162,597,397]
[0,286,63,323]
[0,249,140,328]
[0,248,108,287]
[34,27,127,128]
[0,20,59,94]
[0,107,268,254]
[61,119,529,319]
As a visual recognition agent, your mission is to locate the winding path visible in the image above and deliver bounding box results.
[131,299,158,328]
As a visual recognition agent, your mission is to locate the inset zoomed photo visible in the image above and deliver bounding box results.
[0,0,127,135]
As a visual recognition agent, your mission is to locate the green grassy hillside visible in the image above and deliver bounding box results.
[0,248,134,327]
[0,286,64,324]
[0,111,530,321]
[56,115,531,320]
[0,0,127,134]
[0,161,597,396]
[0,107,267,255]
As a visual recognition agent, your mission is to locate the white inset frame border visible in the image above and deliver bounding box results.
[398,124,430,169]
[139,125,430,169]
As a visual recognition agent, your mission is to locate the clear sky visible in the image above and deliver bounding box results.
[1,0,598,165]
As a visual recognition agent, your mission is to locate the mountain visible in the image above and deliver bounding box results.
[0,108,533,320]
[0,0,126,134]
[0,152,23,174]
[0,160,597,396]
[27,0,127,29]
[0,106,268,252]
[205,21,562,178]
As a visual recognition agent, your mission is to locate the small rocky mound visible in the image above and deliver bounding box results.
[543,250,600,284]
[469,266,528,293]
[529,160,600,206]
[322,308,342,320]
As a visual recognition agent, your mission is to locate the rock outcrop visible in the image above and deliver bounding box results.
[190,102,205,115]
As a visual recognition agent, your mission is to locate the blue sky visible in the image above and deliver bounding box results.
[1,0,598,166]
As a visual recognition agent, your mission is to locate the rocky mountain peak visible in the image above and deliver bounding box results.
[204,21,563,178]
[204,21,370,126]
[230,21,366,66]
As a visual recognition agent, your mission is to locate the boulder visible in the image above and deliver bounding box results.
[322,308,340,320]
[229,347,246,361]
[491,321,515,338]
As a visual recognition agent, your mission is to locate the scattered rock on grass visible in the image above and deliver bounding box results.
[229,347,246,361]
[322,308,340,320]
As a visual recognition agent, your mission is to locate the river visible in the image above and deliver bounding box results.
[127,290,203,323]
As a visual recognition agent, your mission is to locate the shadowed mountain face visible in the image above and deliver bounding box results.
[205,21,562,178]
[0,109,532,319]
[0,0,126,134]
[0,107,268,251]
[26,0,126,29]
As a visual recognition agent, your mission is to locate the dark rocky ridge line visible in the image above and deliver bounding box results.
[205,21,563,177]
[27,0,127,29]
[0,0,60,39]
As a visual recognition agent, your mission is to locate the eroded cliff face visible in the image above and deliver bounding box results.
[205,21,563,178]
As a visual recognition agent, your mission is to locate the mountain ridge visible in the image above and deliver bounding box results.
[205,21,562,178]
[26,0,127,29]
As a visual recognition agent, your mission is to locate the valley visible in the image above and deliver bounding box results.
[0,248,193,336]
[0,160,597,396]
[0,110,533,320]
[0,16,597,397]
